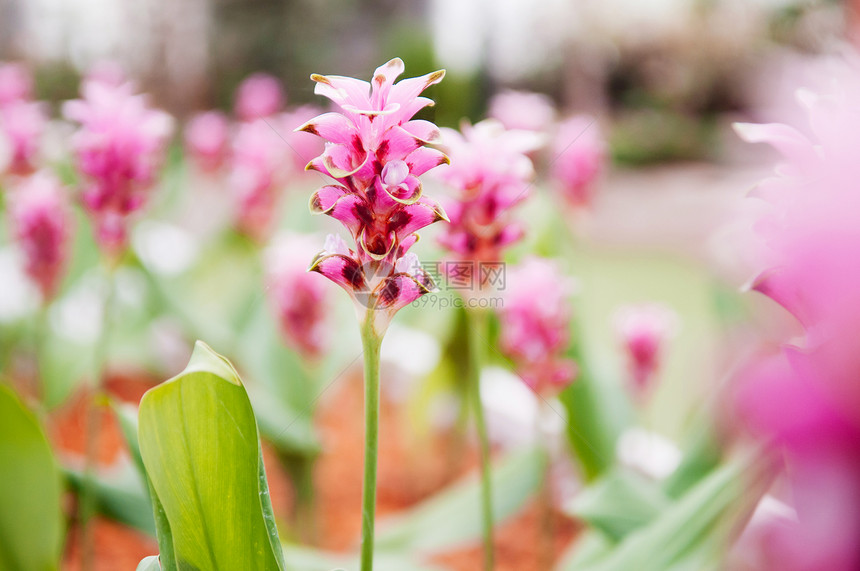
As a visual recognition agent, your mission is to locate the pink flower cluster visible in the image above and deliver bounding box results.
[734,58,860,571]
[64,74,173,256]
[265,233,329,359]
[8,172,72,301]
[0,62,47,177]
[183,75,323,239]
[298,58,448,328]
[613,303,677,398]
[436,120,541,270]
[499,257,577,395]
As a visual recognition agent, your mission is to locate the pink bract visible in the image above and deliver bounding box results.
[488,90,556,133]
[266,233,329,359]
[184,111,231,174]
[436,119,541,272]
[613,303,677,396]
[734,56,860,571]
[499,257,577,395]
[8,172,72,301]
[550,115,606,207]
[63,76,173,256]
[234,73,284,121]
[298,58,448,329]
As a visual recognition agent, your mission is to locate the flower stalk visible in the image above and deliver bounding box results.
[359,315,383,571]
[466,307,494,570]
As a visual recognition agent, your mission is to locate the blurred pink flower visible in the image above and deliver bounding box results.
[63,76,174,256]
[0,100,46,176]
[613,303,677,397]
[436,120,541,276]
[8,172,72,301]
[184,111,231,174]
[299,58,448,329]
[499,257,577,395]
[488,90,556,133]
[234,73,284,121]
[265,233,329,359]
[229,118,291,240]
[0,62,34,107]
[733,56,860,571]
[550,115,606,207]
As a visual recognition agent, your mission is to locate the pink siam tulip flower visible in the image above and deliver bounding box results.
[613,303,678,397]
[297,58,448,330]
[0,62,34,108]
[63,76,174,257]
[229,118,291,241]
[488,90,556,133]
[436,119,542,282]
[184,111,231,174]
[0,100,46,176]
[499,257,577,395]
[8,172,73,301]
[550,115,606,207]
[265,233,329,359]
[234,73,284,122]
[733,56,860,571]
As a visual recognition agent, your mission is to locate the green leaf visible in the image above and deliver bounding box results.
[0,384,64,571]
[136,555,161,571]
[567,468,670,541]
[138,341,286,571]
[63,463,156,536]
[564,453,772,571]
[375,446,546,554]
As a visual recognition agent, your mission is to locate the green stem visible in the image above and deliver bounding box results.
[80,264,117,571]
[359,317,383,571]
[466,308,494,570]
[536,405,554,570]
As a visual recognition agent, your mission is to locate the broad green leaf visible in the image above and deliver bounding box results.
[64,463,155,536]
[0,384,64,571]
[564,453,771,571]
[375,446,546,554]
[567,468,670,541]
[138,341,286,571]
[136,555,161,571]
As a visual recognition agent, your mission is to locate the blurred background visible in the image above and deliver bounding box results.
[1,2,859,569]
[0,0,853,134]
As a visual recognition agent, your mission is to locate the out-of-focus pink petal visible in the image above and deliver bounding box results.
[234,73,284,121]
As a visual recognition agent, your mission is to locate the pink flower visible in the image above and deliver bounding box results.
[550,115,606,207]
[0,100,46,176]
[436,120,542,273]
[298,58,448,329]
[8,172,72,301]
[499,257,577,395]
[488,90,556,133]
[0,62,34,108]
[229,118,291,240]
[234,73,284,121]
[613,303,677,397]
[266,233,329,359]
[184,111,231,174]
[63,76,174,255]
[733,56,860,571]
